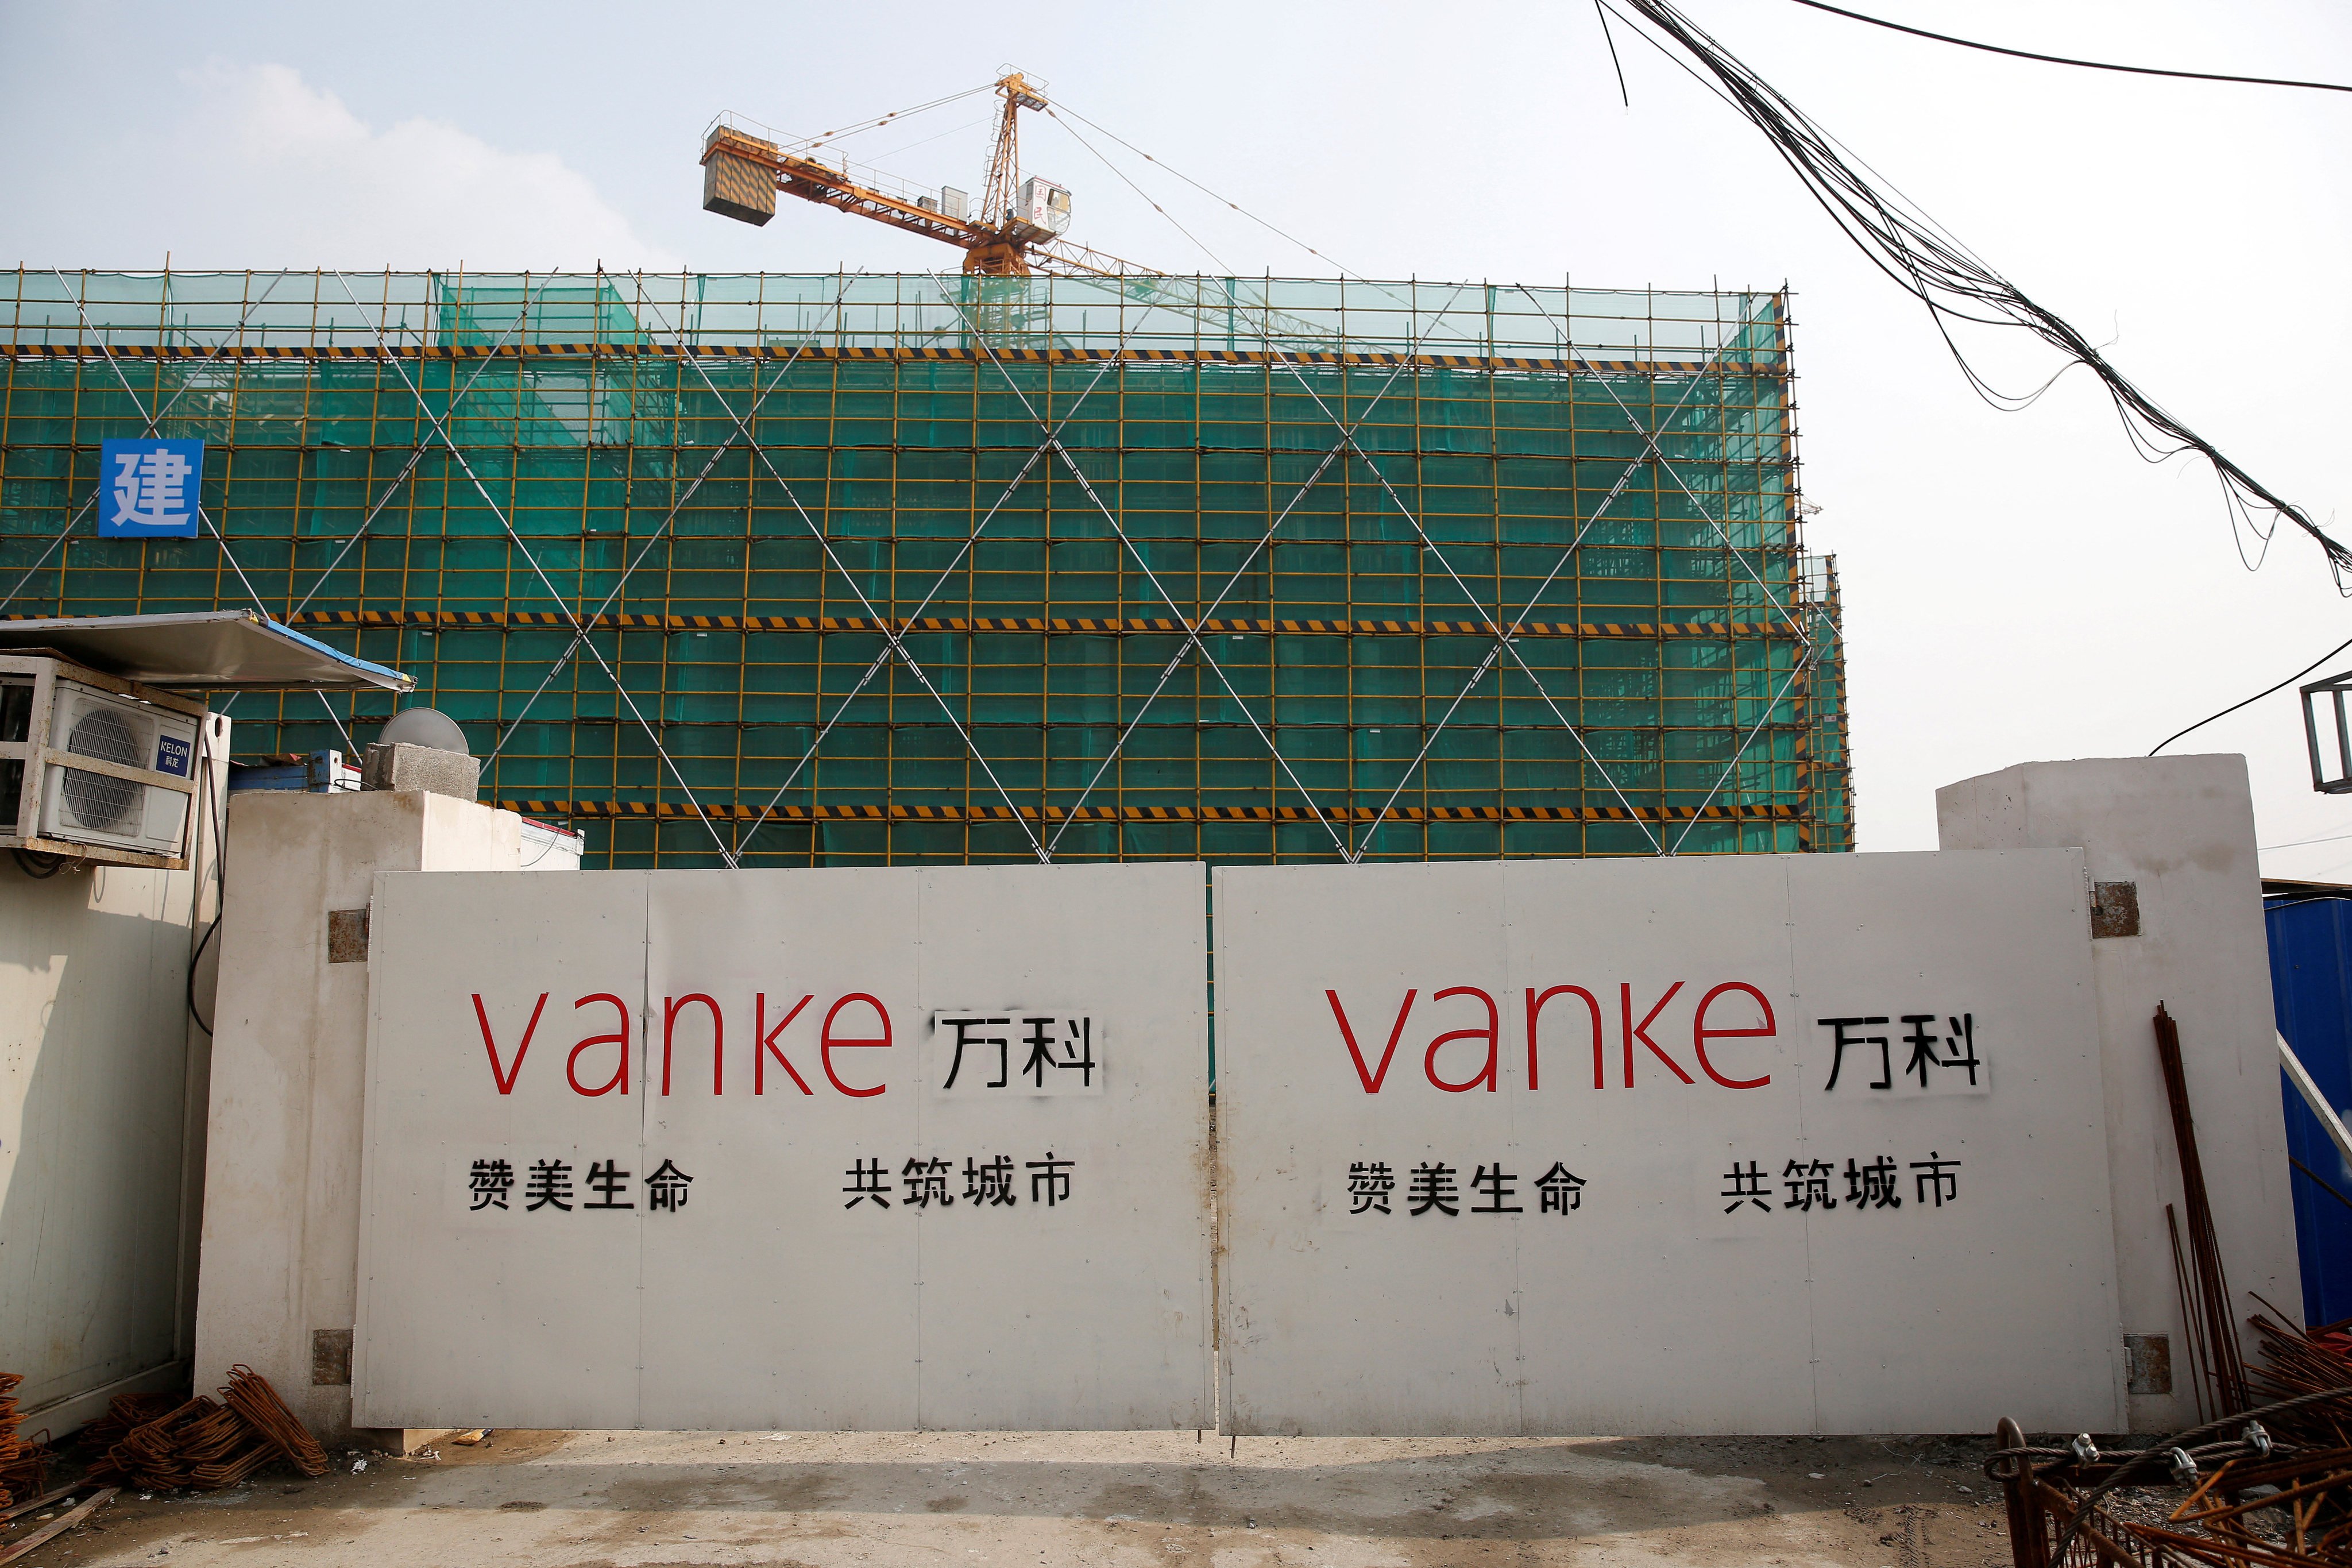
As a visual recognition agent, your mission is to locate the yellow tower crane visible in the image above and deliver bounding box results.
[700,71,1152,278]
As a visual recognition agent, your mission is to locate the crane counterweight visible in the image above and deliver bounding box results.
[700,125,779,227]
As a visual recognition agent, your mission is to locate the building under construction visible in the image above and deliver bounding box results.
[0,268,1850,866]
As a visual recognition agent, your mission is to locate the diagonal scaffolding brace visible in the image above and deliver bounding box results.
[482,273,855,770]
[624,276,1053,864]
[1265,346,1667,853]
[935,276,1373,861]
[1032,287,1491,860]
[330,269,743,867]
[288,280,572,625]
[0,270,293,612]
[40,269,360,755]
[1350,326,1757,859]
[729,314,1133,862]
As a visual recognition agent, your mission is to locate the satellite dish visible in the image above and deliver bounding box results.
[378,706,470,756]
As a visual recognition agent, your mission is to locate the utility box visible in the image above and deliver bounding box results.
[0,654,223,870]
[701,124,779,226]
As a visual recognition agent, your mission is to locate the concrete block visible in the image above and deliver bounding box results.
[362,742,478,801]
[195,790,522,1442]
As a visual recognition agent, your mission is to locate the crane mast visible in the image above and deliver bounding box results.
[970,72,1045,273]
[701,71,1140,279]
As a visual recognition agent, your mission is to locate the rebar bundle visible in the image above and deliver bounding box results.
[86,1370,327,1492]
[2157,1003,2252,1418]
[0,1371,20,1509]
[1991,1326,2352,1564]
[219,1366,329,1478]
[75,1393,177,1455]
[0,1431,52,1504]
[1986,1006,2352,1564]
[96,1397,235,1491]
[2155,1445,2352,1562]
[2249,1314,2352,1450]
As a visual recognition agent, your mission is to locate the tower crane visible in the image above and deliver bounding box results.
[700,71,1154,279]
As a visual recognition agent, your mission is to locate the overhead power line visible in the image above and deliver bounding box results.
[2148,628,2352,756]
[2259,827,2352,853]
[1786,0,2352,95]
[1602,0,2352,590]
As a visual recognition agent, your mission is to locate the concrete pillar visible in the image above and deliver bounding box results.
[192,790,521,1447]
[1938,754,2301,1431]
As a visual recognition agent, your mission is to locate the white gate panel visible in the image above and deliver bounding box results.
[636,867,925,1431]
[354,869,650,1430]
[1214,851,2121,1436]
[356,862,1210,1432]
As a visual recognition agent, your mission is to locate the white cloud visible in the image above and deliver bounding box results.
[144,63,675,271]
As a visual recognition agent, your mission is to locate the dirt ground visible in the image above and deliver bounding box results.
[1,1427,2025,1567]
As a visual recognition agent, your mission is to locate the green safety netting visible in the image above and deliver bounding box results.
[0,270,1851,866]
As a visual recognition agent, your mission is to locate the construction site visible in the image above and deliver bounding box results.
[0,265,1850,865]
[1,18,2349,1568]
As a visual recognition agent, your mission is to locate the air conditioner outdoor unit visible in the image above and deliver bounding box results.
[0,654,219,870]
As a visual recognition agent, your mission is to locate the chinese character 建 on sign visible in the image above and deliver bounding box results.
[98,439,204,538]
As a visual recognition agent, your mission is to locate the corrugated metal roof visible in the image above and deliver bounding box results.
[0,611,414,692]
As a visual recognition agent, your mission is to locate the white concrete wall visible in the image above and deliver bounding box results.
[193,791,521,1441]
[0,734,227,1436]
[0,862,206,1427]
[1937,754,2301,1432]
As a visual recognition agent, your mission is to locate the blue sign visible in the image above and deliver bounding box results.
[98,438,204,538]
[154,733,193,778]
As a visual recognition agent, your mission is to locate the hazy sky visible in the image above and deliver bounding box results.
[4,0,2349,871]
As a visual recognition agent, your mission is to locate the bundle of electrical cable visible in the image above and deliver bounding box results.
[1602,0,2352,589]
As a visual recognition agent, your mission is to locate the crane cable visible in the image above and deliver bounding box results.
[1598,0,2352,590]
[1045,100,1370,284]
[863,115,994,168]
[1042,108,1234,275]
[790,82,995,153]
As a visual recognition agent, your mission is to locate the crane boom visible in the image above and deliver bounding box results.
[701,71,1145,277]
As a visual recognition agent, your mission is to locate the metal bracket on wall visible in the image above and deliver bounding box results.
[326,907,369,964]
[2123,1332,2173,1395]
[311,1327,353,1386]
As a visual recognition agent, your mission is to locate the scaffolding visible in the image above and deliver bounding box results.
[0,268,1853,866]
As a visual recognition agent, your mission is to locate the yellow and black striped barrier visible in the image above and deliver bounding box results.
[276,608,1799,640]
[495,800,1798,825]
[0,340,1787,380]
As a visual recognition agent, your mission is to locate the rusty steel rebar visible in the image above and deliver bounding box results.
[84,1369,327,1493]
[0,1371,18,1511]
[2156,1002,2251,1416]
[1991,1312,2352,1566]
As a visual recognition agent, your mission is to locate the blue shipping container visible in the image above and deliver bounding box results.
[2262,891,2352,1327]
